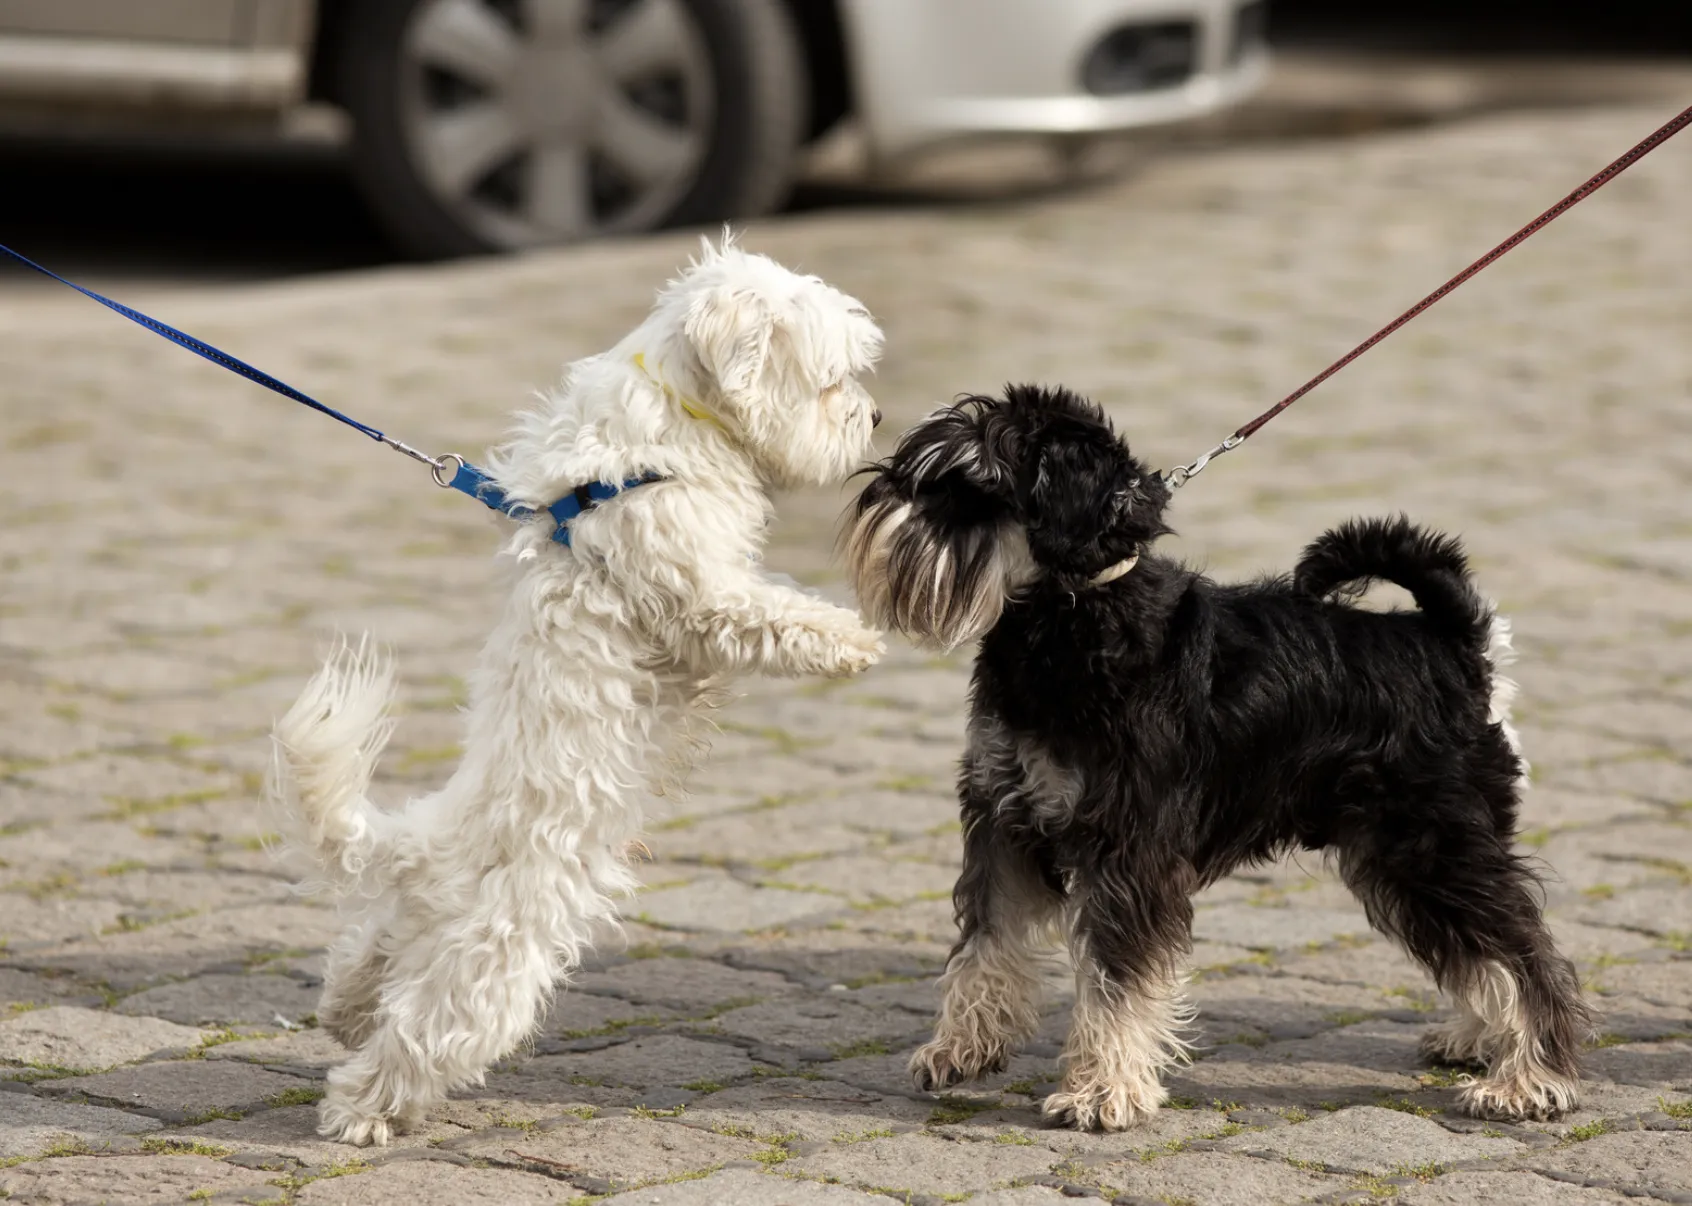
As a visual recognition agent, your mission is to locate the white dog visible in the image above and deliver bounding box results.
[266,237,886,1146]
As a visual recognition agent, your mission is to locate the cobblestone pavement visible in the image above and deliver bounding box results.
[3,102,1691,1205]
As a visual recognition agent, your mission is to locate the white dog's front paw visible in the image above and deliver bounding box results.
[317,1092,393,1147]
[824,623,884,677]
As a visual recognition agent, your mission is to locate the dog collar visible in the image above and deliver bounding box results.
[633,351,728,433]
[1087,554,1139,588]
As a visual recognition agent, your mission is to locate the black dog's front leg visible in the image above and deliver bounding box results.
[910,725,1064,1092]
[1044,852,1198,1131]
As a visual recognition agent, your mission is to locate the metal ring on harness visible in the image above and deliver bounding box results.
[430,452,466,489]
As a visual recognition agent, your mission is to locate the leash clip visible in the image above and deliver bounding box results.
[1162,434,1242,490]
[373,433,468,491]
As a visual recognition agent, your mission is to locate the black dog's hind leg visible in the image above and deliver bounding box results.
[911,725,1064,1092]
[1339,782,1591,1121]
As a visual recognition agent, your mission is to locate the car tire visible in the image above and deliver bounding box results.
[328,0,809,259]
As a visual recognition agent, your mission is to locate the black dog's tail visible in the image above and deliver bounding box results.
[1294,516,1489,646]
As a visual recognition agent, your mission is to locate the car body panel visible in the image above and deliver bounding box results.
[0,0,310,111]
[837,0,1265,158]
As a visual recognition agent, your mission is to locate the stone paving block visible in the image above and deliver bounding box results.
[1194,976,1423,1035]
[541,992,684,1040]
[200,1028,345,1071]
[1232,940,1423,988]
[0,972,82,1012]
[1572,886,1692,935]
[1588,992,1692,1042]
[1547,920,1667,965]
[0,1007,211,1073]
[1095,1151,1349,1205]
[775,855,956,904]
[1215,1105,1523,1174]
[964,1190,1069,1206]
[1586,959,1692,1002]
[630,877,845,933]
[511,1035,762,1092]
[1583,1040,1692,1089]
[785,1130,1059,1197]
[26,903,341,990]
[0,895,129,947]
[1516,1131,1692,1196]
[677,1077,930,1143]
[683,761,885,806]
[833,898,956,948]
[1171,1055,1419,1113]
[4,826,203,881]
[0,1153,278,1204]
[177,1102,452,1166]
[569,959,799,1014]
[599,1167,891,1204]
[833,978,940,1018]
[9,755,241,813]
[1191,904,1375,950]
[777,793,958,841]
[645,812,868,868]
[1518,787,1661,830]
[460,1115,763,1190]
[114,973,321,1028]
[0,1091,164,1157]
[294,1157,583,1204]
[1242,1020,1431,1078]
[716,942,948,994]
[1391,1170,1633,1203]
[43,1058,310,1121]
[712,998,926,1057]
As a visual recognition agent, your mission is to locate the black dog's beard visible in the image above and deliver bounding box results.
[845,493,1032,650]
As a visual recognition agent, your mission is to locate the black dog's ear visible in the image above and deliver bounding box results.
[1022,427,1166,576]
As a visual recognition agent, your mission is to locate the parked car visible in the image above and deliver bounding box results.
[0,0,1268,258]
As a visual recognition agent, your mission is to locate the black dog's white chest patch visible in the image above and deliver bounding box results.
[967,714,1083,829]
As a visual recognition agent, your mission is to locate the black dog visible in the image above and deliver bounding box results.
[845,385,1590,1130]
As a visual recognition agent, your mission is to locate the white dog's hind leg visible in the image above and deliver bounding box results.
[316,892,575,1145]
[317,914,390,1051]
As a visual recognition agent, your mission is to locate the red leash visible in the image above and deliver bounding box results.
[1163,102,1692,488]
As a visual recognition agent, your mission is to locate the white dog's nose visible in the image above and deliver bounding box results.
[872,408,883,428]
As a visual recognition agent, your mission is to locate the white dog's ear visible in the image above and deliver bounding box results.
[684,285,775,396]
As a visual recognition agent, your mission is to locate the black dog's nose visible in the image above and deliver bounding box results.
[871,408,883,428]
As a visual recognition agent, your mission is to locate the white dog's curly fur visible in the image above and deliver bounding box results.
[266,237,886,1146]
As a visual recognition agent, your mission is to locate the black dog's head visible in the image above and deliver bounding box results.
[845,384,1170,648]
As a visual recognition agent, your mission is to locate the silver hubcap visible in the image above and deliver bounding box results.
[399,0,715,246]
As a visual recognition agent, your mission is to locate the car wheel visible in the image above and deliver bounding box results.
[331,0,808,258]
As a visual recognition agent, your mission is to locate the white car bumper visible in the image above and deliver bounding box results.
[840,0,1268,159]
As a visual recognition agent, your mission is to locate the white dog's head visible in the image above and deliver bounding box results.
[651,236,884,487]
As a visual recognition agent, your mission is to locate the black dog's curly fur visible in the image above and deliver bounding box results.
[846,385,1591,1130]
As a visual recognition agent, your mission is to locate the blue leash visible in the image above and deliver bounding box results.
[0,243,657,546]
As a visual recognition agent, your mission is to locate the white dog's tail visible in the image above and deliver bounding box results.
[266,637,396,894]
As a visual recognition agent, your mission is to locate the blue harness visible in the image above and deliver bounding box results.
[1,244,658,546]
